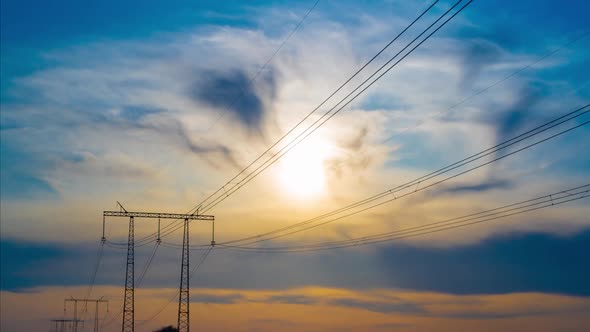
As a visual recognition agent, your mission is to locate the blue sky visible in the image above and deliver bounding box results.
[1,0,590,331]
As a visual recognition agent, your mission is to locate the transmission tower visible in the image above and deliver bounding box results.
[64,297,109,332]
[178,218,190,332]
[103,208,214,332]
[49,319,83,332]
[122,214,135,332]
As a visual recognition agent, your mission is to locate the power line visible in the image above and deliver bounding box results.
[219,117,590,247]
[133,0,446,244]
[91,4,588,328]
[190,31,590,245]
[185,0,444,213]
[176,103,588,247]
[101,305,123,330]
[119,0,321,210]
[196,0,473,215]
[139,0,469,244]
[148,104,590,249]
[223,185,589,250]
[160,241,214,251]
[222,194,589,253]
[79,241,105,321]
[104,240,154,249]
[133,10,583,249]
[86,242,104,299]
[89,6,587,329]
[216,185,589,253]
[384,30,590,142]
[136,244,160,287]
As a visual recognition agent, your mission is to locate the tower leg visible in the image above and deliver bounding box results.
[177,218,190,332]
[122,216,134,332]
[73,302,78,332]
[94,301,99,332]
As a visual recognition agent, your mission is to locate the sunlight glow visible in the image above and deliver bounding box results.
[278,140,331,199]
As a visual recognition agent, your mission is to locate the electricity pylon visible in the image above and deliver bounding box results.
[49,319,83,332]
[103,207,214,332]
[122,214,134,332]
[177,218,190,332]
[64,297,108,332]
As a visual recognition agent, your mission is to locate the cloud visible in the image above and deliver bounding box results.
[0,239,90,290]
[117,105,165,122]
[339,126,369,152]
[442,310,557,320]
[377,229,590,296]
[0,171,57,200]
[57,151,156,179]
[459,38,503,88]
[4,285,590,332]
[492,86,541,146]
[265,294,318,305]
[94,104,242,169]
[0,140,58,200]
[190,68,276,134]
[171,119,242,169]
[191,293,245,304]
[371,322,412,329]
[328,297,425,314]
[433,178,514,195]
[5,225,590,296]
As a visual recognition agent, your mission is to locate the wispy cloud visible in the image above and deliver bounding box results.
[328,297,426,314]
[190,68,277,135]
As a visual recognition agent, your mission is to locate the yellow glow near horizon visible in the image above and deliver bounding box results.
[278,139,331,199]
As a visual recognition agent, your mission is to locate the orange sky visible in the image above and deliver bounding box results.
[3,286,590,332]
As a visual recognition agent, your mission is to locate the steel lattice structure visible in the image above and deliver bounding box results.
[103,208,214,332]
[64,298,109,332]
[177,219,190,332]
[103,211,214,220]
[122,216,135,332]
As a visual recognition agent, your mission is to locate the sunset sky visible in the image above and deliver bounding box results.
[1,0,590,331]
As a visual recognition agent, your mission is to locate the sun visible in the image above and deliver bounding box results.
[277,140,331,199]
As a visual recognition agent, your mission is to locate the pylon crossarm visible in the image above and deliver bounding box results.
[103,211,214,220]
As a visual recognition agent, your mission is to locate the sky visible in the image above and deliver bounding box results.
[1,0,590,331]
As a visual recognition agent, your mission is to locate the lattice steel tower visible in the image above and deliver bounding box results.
[122,215,135,332]
[103,207,214,332]
[177,218,190,332]
[64,297,108,332]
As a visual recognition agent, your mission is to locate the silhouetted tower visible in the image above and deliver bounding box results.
[92,297,108,332]
[103,207,214,332]
[122,215,135,332]
[177,218,190,332]
[64,298,108,332]
[50,319,82,332]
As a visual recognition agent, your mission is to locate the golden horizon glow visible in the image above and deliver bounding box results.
[4,286,590,332]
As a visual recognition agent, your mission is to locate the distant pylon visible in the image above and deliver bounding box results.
[64,298,108,332]
[177,218,190,332]
[122,216,134,332]
[50,319,82,332]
